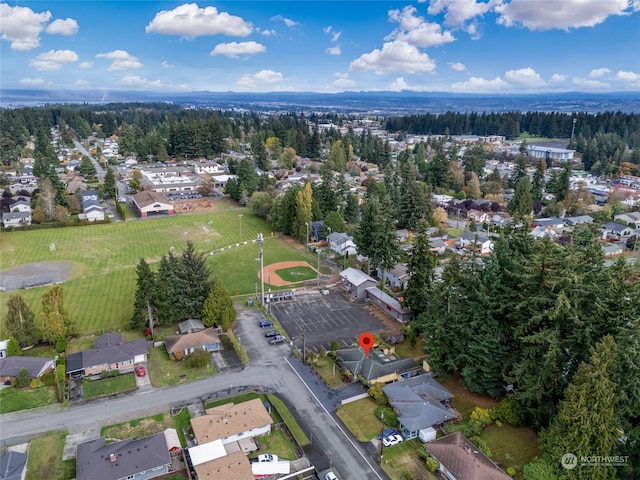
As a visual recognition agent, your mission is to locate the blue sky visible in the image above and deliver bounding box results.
[1,0,639,94]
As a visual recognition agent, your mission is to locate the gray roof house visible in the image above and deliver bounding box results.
[340,267,377,300]
[76,433,171,480]
[66,335,148,377]
[178,319,205,334]
[335,347,421,384]
[603,222,633,237]
[0,450,27,480]
[2,212,31,228]
[0,356,56,382]
[383,374,456,439]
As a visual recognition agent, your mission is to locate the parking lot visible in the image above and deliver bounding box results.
[271,291,396,353]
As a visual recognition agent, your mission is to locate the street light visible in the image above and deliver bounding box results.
[305,222,309,252]
[380,409,385,465]
[238,214,243,243]
[258,233,265,308]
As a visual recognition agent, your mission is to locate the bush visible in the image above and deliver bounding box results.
[375,406,398,428]
[330,341,341,351]
[447,421,481,438]
[40,373,57,386]
[55,335,68,353]
[425,456,439,472]
[184,349,212,368]
[6,337,21,357]
[368,382,388,405]
[358,375,368,386]
[16,368,30,388]
[469,436,492,458]
[29,378,45,389]
[506,466,517,477]
[101,370,120,379]
[523,459,558,480]
[470,407,493,429]
[417,446,430,460]
[495,420,503,427]
[495,396,526,427]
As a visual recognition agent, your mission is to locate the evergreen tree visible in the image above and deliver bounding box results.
[103,166,117,198]
[174,241,211,320]
[542,336,619,480]
[6,337,21,357]
[405,219,436,316]
[295,182,313,243]
[5,294,37,347]
[79,156,97,178]
[155,252,180,325]
[398,160,429,230]
[509,176,534,218]
[353,196,400,276]
[532,161,545,202]
[37,285,72,343]
[202,277,237,330]
[131,258,157,330]
[343,192,360,224]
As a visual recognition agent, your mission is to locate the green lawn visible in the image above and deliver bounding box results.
[26,431,75,480]
[274,266,317,282]
[0,209,275,336]
[381,438,437,480]
[481,424,540,478]
[266,394,310,447]
[147,345,216,387]
[250,430,297,461]
[173,408,192,448]
[101,412,173,441]
[392,338,427,361]
[335,397,380,442]
[445,227,464,238]
[224,330,249,365]
[82,373,136,399]
[0,386,58,414]
[312,357,344,389]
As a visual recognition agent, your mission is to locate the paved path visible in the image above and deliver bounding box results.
[0,306,389,480]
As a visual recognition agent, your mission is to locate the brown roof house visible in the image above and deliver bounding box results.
[131,191,174,218]
[164,328,220,361]
[76,432,171,480]
[187,398,273,479]
[66,333,148,378]
[425,432,511,480]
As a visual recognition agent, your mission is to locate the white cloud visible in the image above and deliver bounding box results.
[46,18,79,36]
[324,26,342,42]
[271,15,298,28]
[0,4,51,51]
[96,50,143,71]
[617,70,640,82]
[427,0,492,27]
[550,73,567,82]
[495,0,632,30]
[450,76,509,93]
[350,40,436,75]
[504,67,545,87]
[326,46,342,56]
[448,62,466,71]
[162,61,173,68]
[572,76,610,89]
[117,75,163,88]
[79,61,92,69]
[256,28,276,36]
[75,79,89,86]
[29,49,78,71]
[389,77,410,91]
[237,69,285,89]
[329,73,357,91]
[19,77,46,86]
[386,6,455,48]
[145,3,253,38]
[465,22,482,40]
[211,41,266,58]
[589,67,610,77]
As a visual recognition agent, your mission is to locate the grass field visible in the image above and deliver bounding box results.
[381,438,437,480]
[274,266,317,282]
[82,373,137,399]
[335,397,380,442]
[481,424,540,477]
[0,209,318,337]
[25,431,75,480]
[250,430,297,461]
[101,412,172,441]
[0,386,58,414]
[147,345,216,387]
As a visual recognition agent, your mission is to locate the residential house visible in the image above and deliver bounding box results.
[335,347,421,384]
[614,212,640,228]
[365,287,413,323]
[327,232,358,256]
[131,191,175,218]
[603,243,625,257]
[210,174,237,189]
[379,263,410,290]
[76,433,171,480]
[2,212,31,228]
[602,222,633,238]
[9,199,31,213]
[533,217,565,229]
[467,209,489,224]
[383,374,456,440]
[192,451,254,480]
[0,356,56,383]
[178,319,205,334]
[66,333,148,378]
[340,268,377,300]
[457,233,494,255]
[0,339,7,359]
[164,328,220,361]
[425,432,511,480]
[564,215,594,226]
[529,225,559,239]
[194,160,225,175]
[82,199,105,222]
[0,450,27,480]
[81,189,99,202]
[395,229,409,243]
[429,238,449,256]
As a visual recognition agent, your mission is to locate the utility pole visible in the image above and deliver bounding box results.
[380,409,385,465]
[302,330,306,364]
[258,233,265,308]
[317,249,321,288]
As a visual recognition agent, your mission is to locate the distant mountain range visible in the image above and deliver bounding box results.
[2,89,639,114]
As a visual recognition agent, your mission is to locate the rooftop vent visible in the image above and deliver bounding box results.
[109,454,117,463]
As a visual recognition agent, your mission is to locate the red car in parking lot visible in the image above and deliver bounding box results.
[135,365,146,377]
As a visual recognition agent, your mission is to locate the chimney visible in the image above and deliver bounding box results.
[109,453,117,463]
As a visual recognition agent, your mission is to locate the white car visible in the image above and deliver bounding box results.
[382,434,403,447]
[326,472,338,480]
[256,454,278,462]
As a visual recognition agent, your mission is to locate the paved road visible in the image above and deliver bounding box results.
[74,140,105,182]
[0,305,389,480]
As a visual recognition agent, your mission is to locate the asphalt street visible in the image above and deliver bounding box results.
[0,304,389,480]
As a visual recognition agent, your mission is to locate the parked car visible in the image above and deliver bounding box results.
[258,320,273,328]
[382,434,403,447]
[325,472,338,480]
[256,454,278,462]
[134,365,146,377]
[269,335,286,345]
[264,329,279,337]
[377,428,399,440]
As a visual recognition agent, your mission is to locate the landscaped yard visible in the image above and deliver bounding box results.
[311,357,344,389]
[445,227,464,238]
[335,397,381,442]
[381,438,437,480]
[82,373,136,399]
[172,408,192,448]
[441,373,499,420]
[250,430,297,461]
[0,386,58,414]
[25,431,75,480]
[392,338,427,361]
[147,345,216,388]
[481,424,540,477]
[101,413,174,441]
[266,394,310,447]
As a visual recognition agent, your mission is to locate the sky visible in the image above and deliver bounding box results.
[1,0,639,94]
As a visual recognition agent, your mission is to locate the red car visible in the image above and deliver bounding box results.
[134,365,146,377]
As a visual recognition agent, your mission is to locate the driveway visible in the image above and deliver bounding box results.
[134,364,151,390]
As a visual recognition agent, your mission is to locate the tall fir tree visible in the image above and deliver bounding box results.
[131,258,157,330]
[154,252,180,325]
[174,241,211,320]
[405,219,436,316]
[202,277,237,330]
